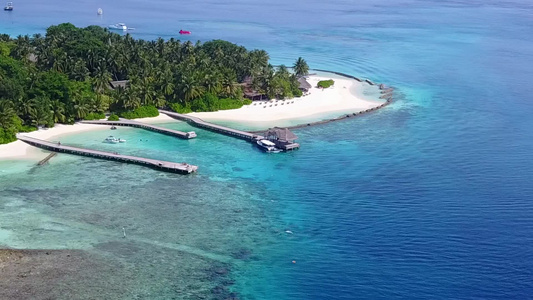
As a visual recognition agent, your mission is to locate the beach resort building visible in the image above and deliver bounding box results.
[109,80,129,90]
[298,77,312,93]
[263,127,299,150]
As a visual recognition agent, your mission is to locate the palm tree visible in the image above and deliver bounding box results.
[31,106,53,127]
[12,35,32,61]
[293,57,309,77]
[0,100,16,129]
[249,50,269,77]
[50,100,66,123]
[201,72,222,95]
[220,73,238,98]
[94,94,110,113]
[123,89,141,110]
[156,69,175,98]
[92,67,112,93]
[73,101,89,120]
[277,65,290,80]
[18,98,36,120]
[178,74,205,101]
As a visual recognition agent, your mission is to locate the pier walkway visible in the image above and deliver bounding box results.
[159,110,264,141]
[17,135,198,174]
[160,110,300,151]
[80,119,197,139]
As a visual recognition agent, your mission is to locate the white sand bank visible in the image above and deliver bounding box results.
[189,74,384,123]
[0,114,179,161]
[0,123,108,160]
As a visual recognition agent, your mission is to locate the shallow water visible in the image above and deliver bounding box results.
[2,0,533,299]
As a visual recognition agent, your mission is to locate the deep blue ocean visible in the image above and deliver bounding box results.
[1,0,533,299]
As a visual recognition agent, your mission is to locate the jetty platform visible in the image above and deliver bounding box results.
[80,119,196,139]
[17,135,198,174]
[159,110,300,151]
[159,110,262,140]
[159,110,299,151]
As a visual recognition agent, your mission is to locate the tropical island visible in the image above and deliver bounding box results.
[0,23,386,160]
[0,23,313,144]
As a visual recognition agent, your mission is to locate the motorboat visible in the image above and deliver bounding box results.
[97,8,103,15]
[4,2,13,11]
[256,139,281,153]
[108,23,134,31]
[104,136,119,143]
[179,29,191,35]
[118,138,126,143]
[110,126,117,130]
[186,131,197,138]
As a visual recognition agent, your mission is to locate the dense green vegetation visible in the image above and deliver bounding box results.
[84,112,105,120]
[317,79,335,89]
[0,23,308,143]
[169,94,253,113]
[107,114,119,121]
[119,105,159,119]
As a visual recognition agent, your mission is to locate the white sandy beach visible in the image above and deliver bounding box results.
[189,74,383,122]
[0,74,384,161]
[0,124,107,160]
[0,114,176,161]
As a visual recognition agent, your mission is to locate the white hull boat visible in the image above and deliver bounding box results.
[256,139,281,153]
[108,23,134,31]
[104,136,119,144]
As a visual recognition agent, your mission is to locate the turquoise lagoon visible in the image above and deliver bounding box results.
[1,0,533,299]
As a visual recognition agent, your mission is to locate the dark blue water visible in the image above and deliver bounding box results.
[1,1,533,299]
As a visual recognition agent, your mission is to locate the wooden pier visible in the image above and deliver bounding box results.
[159,110,300,151]
[159,110,262,141]
[80,119,197,139]
[17,135,198,174]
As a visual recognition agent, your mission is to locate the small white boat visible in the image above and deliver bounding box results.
[108,23,134,31]
[97,8,103,15]
[4,2,13,11]
[256,139,281,153]
[104,136,119,144]
[118,138,126,143]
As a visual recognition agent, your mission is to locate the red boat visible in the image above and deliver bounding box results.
[179,30,191,35]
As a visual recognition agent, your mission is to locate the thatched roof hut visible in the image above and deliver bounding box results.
[298,77,312,92]
[109,80,129,90]
[243,88,267,101]
[264,127,298,142]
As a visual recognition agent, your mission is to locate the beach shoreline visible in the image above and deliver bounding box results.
[0,72,387,161]
[0,114,179,161]
[189,73,384,123]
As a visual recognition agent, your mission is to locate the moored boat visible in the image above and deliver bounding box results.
[118,138,126,143]
[4,2,13,11]
[97,8,103,15]
[256,139,281,153]
[104,136,119,144]
[109,23,134,31]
